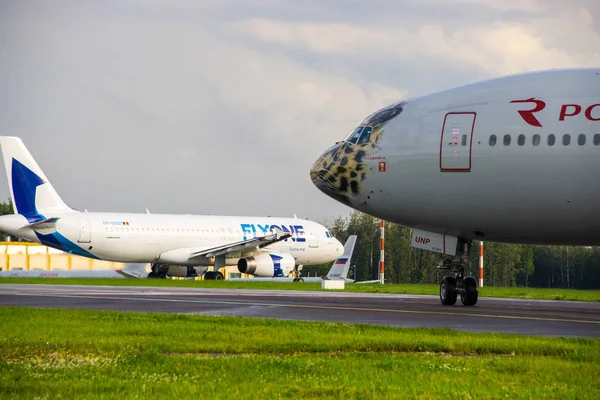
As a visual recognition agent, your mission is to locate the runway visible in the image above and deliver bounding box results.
[1,284,599,338]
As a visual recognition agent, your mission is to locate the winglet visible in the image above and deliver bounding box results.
[325,235,357,280]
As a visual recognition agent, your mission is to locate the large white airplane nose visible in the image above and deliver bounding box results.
[309,144,357,207]
[310,102,404,207]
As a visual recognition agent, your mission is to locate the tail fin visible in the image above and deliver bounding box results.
[0,136,73,221]
[326,235,357,280]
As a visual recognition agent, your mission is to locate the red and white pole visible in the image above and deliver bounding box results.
[479,241,484,287]
[379,220,385,284]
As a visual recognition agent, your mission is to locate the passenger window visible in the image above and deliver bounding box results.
[461,134,467,146]
[563,134,571,146]
[532,134,540,146]
[578,134,586,146]
[517,134,525,146]
[503,134,511,146]
[595,134,600,146]
[548,134,555,146]
[347,127,364,144]
[357,126,373,145]
[489,135,497,146]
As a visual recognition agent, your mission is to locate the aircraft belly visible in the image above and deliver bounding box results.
[91,239,163,263]
[362,152,600,245]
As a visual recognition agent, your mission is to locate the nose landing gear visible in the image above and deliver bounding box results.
[437,240,478,306]
[292,264,305,282]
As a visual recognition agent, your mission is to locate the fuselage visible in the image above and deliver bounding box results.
[311,68,600,246]
[0,212,342,265]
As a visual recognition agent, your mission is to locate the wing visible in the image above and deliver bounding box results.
[188,228,292,259]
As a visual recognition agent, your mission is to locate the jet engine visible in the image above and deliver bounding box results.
[237,253,295,277]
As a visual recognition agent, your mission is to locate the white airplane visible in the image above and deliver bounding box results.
[310,67,600,306]
[0,137,344,280]
[0,263,149,279]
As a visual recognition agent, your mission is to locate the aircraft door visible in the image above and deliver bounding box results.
[309,234,319,248]
[77,217,91,243]
[439,112,476,171]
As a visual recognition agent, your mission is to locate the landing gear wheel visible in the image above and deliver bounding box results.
[461,276,478,306]
[214,272,224,280]
[293,278,304,283]
[147,272,157,278]
[440,276,457,306]
[204,271,215,280]
[158,272,167,279]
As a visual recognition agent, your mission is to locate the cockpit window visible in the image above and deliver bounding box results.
[345,126,373,145]
[325,231,334,238]
[346,127,364,144]
[357,126,373,145]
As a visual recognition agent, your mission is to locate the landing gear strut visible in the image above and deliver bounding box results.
[292,264,304,283]
[437,239,478,306]
[148,263,168,279]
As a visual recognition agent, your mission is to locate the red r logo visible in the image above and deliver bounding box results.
[510,98,546,127]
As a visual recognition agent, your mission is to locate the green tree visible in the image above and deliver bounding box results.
[0,198,14,241]
[515,245,535,287]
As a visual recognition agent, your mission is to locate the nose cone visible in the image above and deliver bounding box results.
[309,142,368,207]
[310,100,405,207]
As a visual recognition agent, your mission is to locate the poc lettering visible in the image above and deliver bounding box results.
[511,98,600,127]
[559,103,600,121]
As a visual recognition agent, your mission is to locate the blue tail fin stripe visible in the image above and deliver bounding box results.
[11,158,45,223]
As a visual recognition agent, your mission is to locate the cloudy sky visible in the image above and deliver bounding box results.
[0,0,598,223]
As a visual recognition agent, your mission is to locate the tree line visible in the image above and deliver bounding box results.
[305,211,600,289]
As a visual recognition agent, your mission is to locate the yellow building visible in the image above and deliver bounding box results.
[0,242,125,271]
[0,241,250,279]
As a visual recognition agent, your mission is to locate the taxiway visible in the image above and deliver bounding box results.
[1,284,599,338]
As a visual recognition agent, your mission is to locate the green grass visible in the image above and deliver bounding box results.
[2,277,600,302]
[1,307,599,399]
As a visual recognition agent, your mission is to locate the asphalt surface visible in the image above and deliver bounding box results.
[1,284,599,338]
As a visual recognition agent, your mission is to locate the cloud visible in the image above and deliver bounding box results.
[235,2,600,76]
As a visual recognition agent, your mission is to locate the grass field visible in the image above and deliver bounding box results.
[1,277,600,302]
[1,307,599,399]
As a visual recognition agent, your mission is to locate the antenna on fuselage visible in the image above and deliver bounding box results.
[294,213,297,219]
[146,208,150,214]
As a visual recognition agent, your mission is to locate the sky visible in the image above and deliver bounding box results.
[0,0,598,224]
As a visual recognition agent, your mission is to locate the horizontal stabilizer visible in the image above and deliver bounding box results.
[24,217,60,235]
[118,263,150,279]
